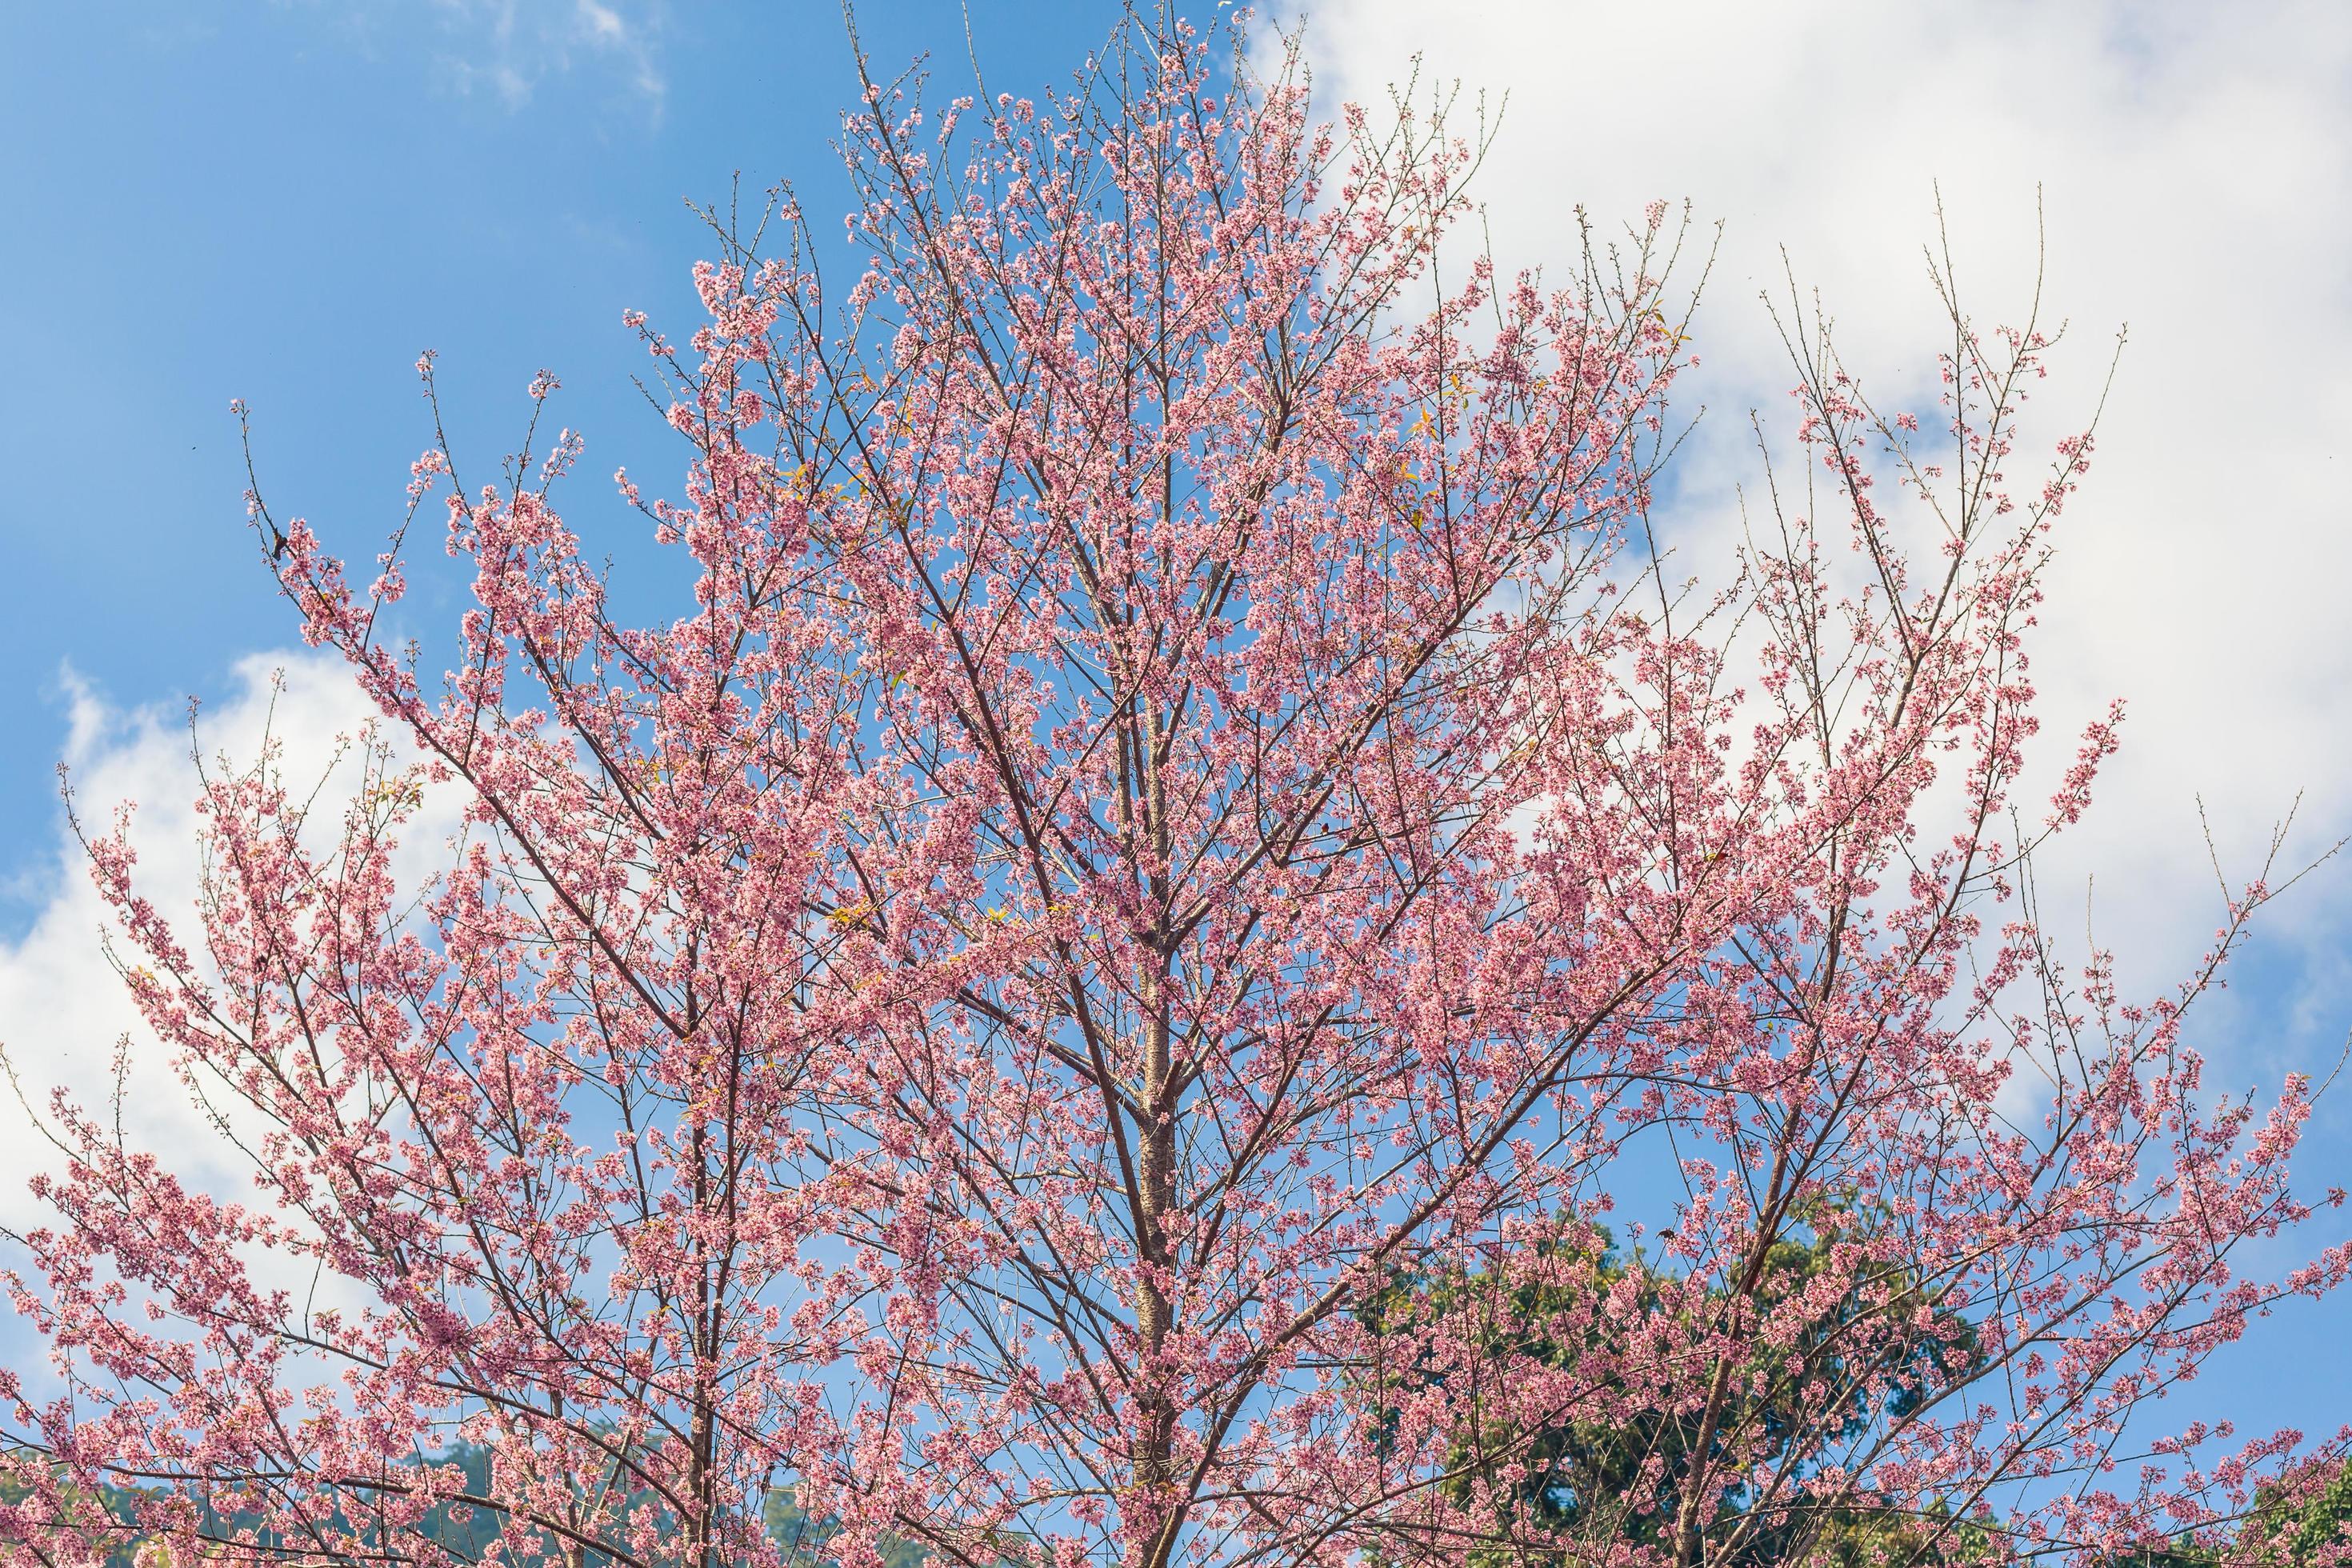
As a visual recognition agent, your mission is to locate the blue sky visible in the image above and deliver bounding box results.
[3,0,2349,1514]
[0,0,1115,922]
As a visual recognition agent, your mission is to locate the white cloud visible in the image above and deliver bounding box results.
[0,652,450,1237]
[578,0,626,44]
[1291,0,2352,1024]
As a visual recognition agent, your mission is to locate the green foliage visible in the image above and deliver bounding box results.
[1357,1215,1982,1566]
[0,1454,159,1568]
[2246,1459,2352,1566]
[1362,1221,2352,1568]
[2117,1458,2352,1567]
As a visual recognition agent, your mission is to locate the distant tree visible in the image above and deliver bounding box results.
[2180,1460,2352,1568]
[1357,1210,1982,1565]
[1370,1224,2352,1568]
[3,10,2345,1568]
[1,1454,158,1568]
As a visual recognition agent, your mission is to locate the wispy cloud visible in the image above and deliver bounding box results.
[271,0,668,116]
[430,0,666,114]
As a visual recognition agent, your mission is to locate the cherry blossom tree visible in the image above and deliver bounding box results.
[5,14,2347,1568]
